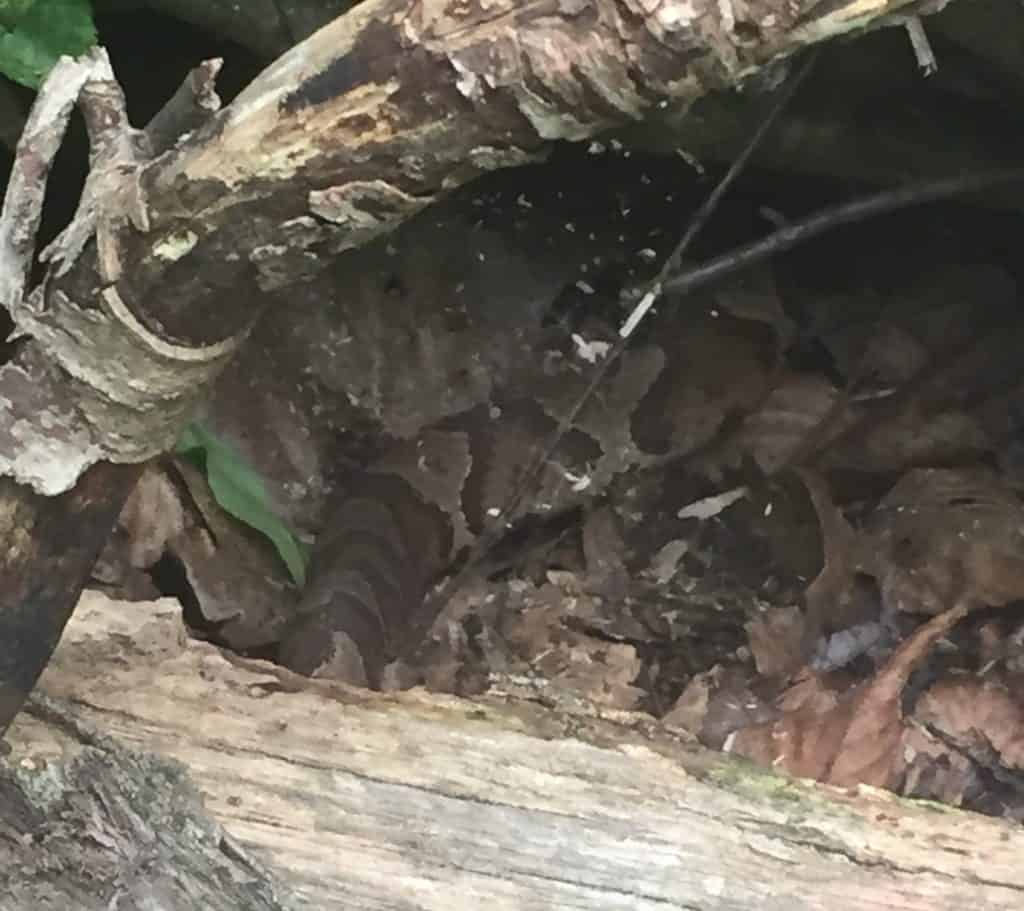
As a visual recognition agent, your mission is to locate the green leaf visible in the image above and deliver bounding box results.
[0,0,96,89]
[0,1,36,30]
[175,423,310,587]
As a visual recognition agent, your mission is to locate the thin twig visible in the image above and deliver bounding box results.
[662,168,1024,298]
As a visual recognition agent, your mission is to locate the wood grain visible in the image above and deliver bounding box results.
[6,590,1024,910]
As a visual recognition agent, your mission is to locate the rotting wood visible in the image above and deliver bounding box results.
[0,705,289,911]
[5,589,1024,911]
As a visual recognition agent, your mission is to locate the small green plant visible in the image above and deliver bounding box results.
[0,0,96,89]
[175,423,310,587]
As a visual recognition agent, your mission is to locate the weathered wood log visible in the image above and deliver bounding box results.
[5,589,1024,911]
[0,703,289,910]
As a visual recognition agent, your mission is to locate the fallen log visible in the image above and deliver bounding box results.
[4,589,1023,910]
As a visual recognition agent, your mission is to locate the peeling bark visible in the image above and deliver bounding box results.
[2,695,289,910]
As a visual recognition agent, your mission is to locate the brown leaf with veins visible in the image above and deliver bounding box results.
[868,468,1024,615]
[826,404,990,475]
[94,464,187,598]
[121,460,297,649]
[914,673,1024,773]
[730,603,969,789]
[498,580,646,711]
[801,467,1024,658]
[777,667,844,716]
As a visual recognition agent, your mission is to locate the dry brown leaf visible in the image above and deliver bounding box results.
[900,723,980,806]
[914,673,1024,772]
[730,604,969,789]
[801,466,1024,672]
[171,527,294,648]
[808,264,1013,386]
[745,605,806,679]
[117,464,186,569]
[729,696,856,782]
[499,581,645,710]
[662,670,713,736]
[854,324,929,388]
[103,462,301,620]
[94,465,187,601]
[738,373,839,474]
[827,406,990,475]
[712,264,796,347]
[629,314,777,458]
[868,468,1024,615]
[798,468,876,649]
[776,668,843,715]
[664,664,776,749]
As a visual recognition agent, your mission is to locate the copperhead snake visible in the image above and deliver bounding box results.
[242,149,821,686]
[277,240,786,685]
